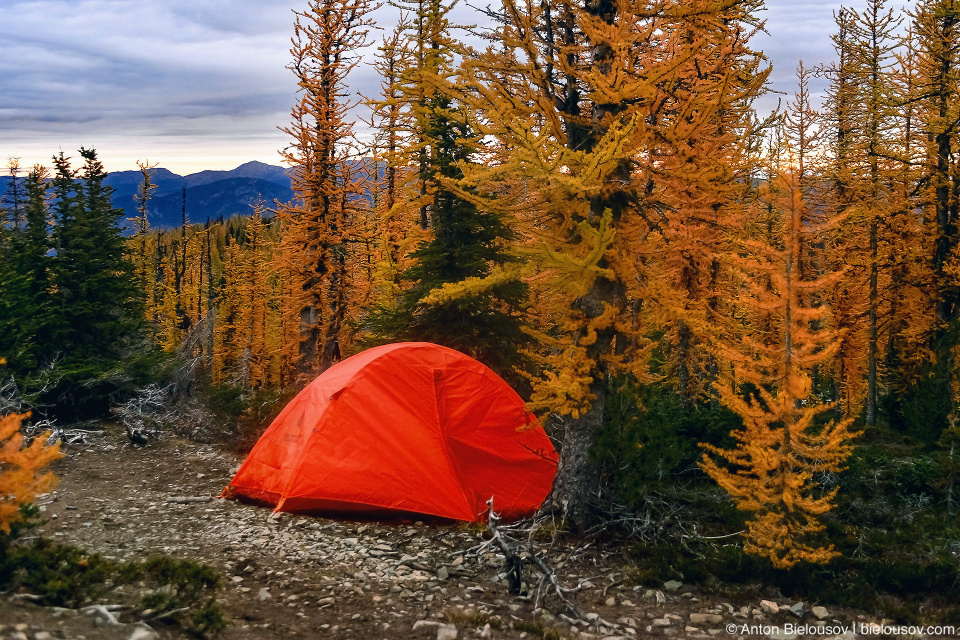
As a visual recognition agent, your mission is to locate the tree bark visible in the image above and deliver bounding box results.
[538,381,606,530]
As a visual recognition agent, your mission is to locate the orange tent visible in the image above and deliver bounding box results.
[223,342,557,522]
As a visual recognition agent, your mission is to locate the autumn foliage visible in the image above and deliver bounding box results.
[76,0,960,571]
[0,413,61,534]
[700,168,860,568]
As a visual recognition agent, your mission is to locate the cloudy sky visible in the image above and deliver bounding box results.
[0,0,867,176]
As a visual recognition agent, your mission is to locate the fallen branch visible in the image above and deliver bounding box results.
[484,497,618,629]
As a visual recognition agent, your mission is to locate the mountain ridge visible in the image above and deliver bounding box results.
[0,161,295,230]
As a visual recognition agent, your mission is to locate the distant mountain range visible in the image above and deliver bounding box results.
[0,161,295,231]
[106,161,294,229]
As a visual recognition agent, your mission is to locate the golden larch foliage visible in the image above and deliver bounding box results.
[700,169,860,568]
[277,0,373,383]
[0,413,61,534]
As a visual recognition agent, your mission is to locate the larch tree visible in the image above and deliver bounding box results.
[700,168,859,567]
[0,413,61,536]
[912,0,960,422]
[700,81,859,566]
[277,0,373,384]
[450,0,768,526]
[365,21,420,302]
[828,0,903,426]
[129,160,158,313]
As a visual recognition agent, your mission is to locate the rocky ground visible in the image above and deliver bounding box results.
[0,428,914,640]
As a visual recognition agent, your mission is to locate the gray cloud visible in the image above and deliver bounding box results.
[0,0,873,173]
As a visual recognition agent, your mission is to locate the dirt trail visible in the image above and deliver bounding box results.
[1,428,871,640]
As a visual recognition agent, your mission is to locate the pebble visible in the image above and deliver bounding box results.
[690,613,723,625]
[812,606,830,620]
[663,580,683,592]
[413,620,444,630]
[760,600,780,615]
[127,624,161,640]
[437,623,458,640]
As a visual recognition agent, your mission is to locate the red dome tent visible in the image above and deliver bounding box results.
[223,342,557,522]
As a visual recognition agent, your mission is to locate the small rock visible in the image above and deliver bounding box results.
[413,620,444,631]
[767,629,798,640]
[34,633,55,640]
[760,600,780,615]
[811,606,830,620]
[258,587,272,601]
[479,622,492,638]
[10,632,28,640]
[127,623,161,640]
[437,624,458,640]
[605,596,616,606]
[655,590,666,604]
[690,613,723,625]
[652,618,673,627]
[663,580,682,592]
[789,602,804,618]
[437,566,450,580]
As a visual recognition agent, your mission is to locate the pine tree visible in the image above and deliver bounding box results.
[0,166,52,374]
[362,0,531,387]
[44,149,143,418]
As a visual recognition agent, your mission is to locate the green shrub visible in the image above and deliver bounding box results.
[0,539,227,637]
[592,379,741,510]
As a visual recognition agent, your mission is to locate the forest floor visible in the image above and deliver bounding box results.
[0,426,902,640]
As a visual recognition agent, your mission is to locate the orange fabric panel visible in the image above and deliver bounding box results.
[224,342,557,522]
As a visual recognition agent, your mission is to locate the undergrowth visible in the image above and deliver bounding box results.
[595,379,960,625]
[0,506,227,637]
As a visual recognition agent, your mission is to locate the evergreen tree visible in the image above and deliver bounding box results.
[0,166,52,375]
[2,157,26,230]
[363,91,531,388]
[43,149,143,418]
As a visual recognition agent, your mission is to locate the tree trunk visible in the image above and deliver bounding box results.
[538,382,606,530]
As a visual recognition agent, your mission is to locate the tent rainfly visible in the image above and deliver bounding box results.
[223,342,558,522]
